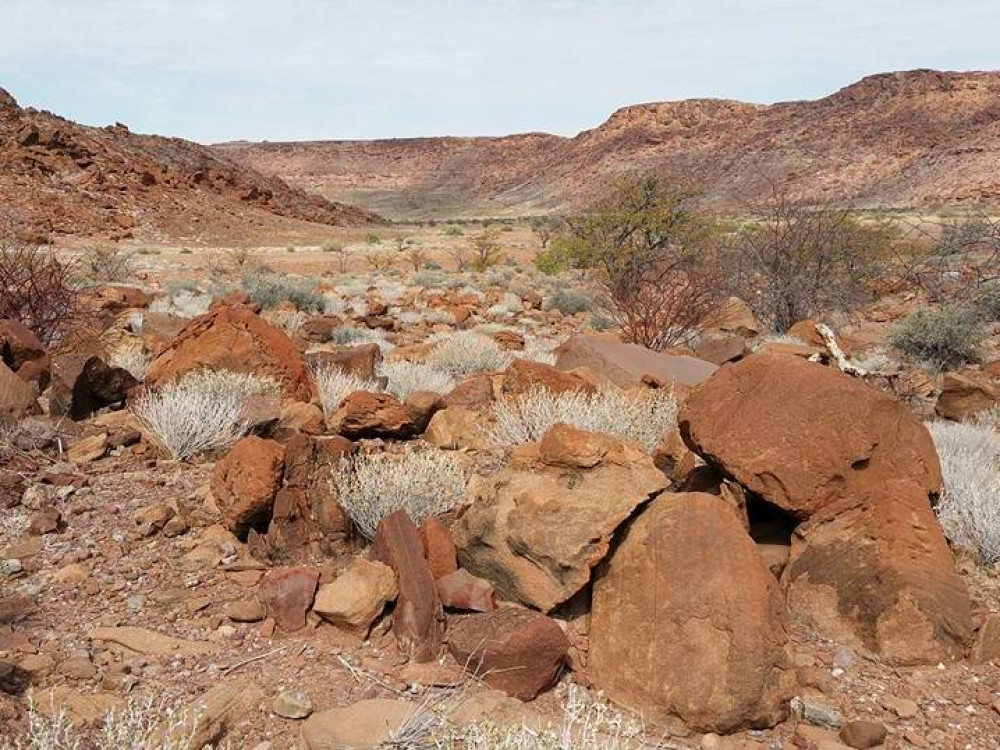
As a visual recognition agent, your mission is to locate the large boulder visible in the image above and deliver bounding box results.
[447,608,568,700]
[146,306,311,400]
[782,480,973,665]
[554,334,717,388]
[211,437,285,539]
[326,391,419,439]
[679,354,942,519]
[589,492,794,733]
[453,423,668,612]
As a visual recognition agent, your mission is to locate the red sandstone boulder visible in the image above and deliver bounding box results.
[447,607,568,700]
[211,437,286,539]
[499,358,596,396]
[306,342,382,381]
[326,391,418,439]
[146,306,311,400]
[436,570,495,612]
[589,492,795,733]
[782,480,973,665]
[935,369,998,422]
[0,362,38,419]
[679,354,942,519]
[0,320,45,372]
[259,567,319,633]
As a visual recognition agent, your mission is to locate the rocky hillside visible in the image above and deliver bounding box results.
[0,88,380,243]
[217,70,1000,219]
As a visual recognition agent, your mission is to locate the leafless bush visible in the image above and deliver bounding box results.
[0,230,82,346]
[82,245,136,282]
[723,184,891,332]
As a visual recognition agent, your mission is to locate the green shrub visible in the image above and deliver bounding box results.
[365,233,381,245]
[242,272,323,312]
[442,225,463,236]
[889,305,985,370]
[546,286,597,315]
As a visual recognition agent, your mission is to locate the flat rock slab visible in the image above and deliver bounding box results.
[554,334,717,388]
[89,626,219,656]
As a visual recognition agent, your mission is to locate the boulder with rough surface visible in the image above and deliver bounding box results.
[259,567,320,633]
[588,492,794,733]
[679,353,942,519]
[0,361,38,419]
[326,391,419,439]
[0,319,44,372]
[312,558,397,635]
[146,306,311,400]
[935,369,998,422]
[453,423,668,612]
[782,480,973,665]
[554,334,717,388]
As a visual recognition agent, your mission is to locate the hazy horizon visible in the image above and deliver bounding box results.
[3,0,999,144]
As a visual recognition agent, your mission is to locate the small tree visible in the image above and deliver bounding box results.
[530,216,563,249]
[83,244,135,282]
[0,221,81,346]
[469,228,504,271]
[896,215,1000,303]
[723,184,891,332]
[540,173,725,350]
[405,245,429,271]
[322,241,351,273]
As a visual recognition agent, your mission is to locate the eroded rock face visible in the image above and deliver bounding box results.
[146,306,311,400]
[782,480,973,665]
[588,492,795,733]
[935,370,998,422]
[679,353,942,519]
[453,423,668,612]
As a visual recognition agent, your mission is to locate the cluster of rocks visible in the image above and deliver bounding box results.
[3,283,999,749]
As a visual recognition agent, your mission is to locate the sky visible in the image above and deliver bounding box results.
[2,0,998,144]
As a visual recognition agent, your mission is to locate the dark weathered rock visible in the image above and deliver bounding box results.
[371,510,443,662]
[447,607,568,700]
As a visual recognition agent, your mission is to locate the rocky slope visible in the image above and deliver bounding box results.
[217,70,1000,219]
[0,88,380,243]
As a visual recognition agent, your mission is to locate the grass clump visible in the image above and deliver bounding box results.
[332,449,467,539]
[927,419,1000,565]
[426,331,514,378]
[888,305,985,371]
[131,370,278,460]
[490,386,678,452]
[380,360,457,400]
[545,286,598,315]
[314,366,379,414]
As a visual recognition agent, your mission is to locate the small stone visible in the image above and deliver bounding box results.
[839,720,888,749]
[791,696,843,728]
[832,646,855,670]
[226,600,266,623]
[883,696,919,719]
[272,690,313,719]
[1,560,23,577]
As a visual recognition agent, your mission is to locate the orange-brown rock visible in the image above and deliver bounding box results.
[146,306,311,400]
[447,607,568,700]
[326,391,418,439]
[0,361,38,419]
[453,424,669,612]
[443,374,496,410]
[259,567,319,633]
[694,335,749,365]
[782,480,973,665]
[679,354,942,519]
[436,569,495,612]
[589,492,795,733]
[499,358,597,396]
[211,437,286,539]
[306,342,382,381]
[935,369,998,422]
[0,320,44,372]
[419,518,458,580]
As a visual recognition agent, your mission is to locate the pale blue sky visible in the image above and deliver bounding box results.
[2,0,998,143]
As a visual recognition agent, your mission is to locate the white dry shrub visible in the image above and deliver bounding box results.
[149,290,212,319]
[521,335,563,367]
[0,697,209,750]
[426,331,514,378]
[131,369,279,460]
[927,419,1000,565]
[327,326,395,351]
[380,360,457,400]
[314,366,379,414]
[332,449,467,539]
[108,347,152,381]
[491,387,678,452]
